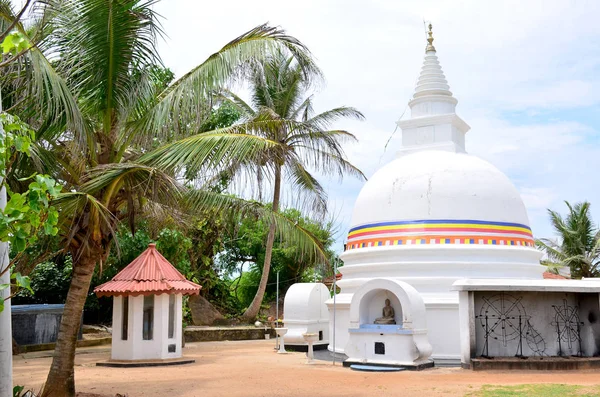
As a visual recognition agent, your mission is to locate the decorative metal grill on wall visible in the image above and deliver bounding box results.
[476,292,546,357]
[475,293,587,358]
[551,299,584,357]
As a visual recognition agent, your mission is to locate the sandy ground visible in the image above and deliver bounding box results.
[13,340,600,397]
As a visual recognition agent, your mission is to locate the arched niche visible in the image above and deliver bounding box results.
[358,289,403,326]
[349,278,428,331]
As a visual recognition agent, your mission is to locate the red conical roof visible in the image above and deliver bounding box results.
[94,243,201,297]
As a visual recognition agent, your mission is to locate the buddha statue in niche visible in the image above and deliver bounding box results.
[374,298,396,324]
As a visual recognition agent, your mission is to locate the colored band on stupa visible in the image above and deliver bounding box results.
[346,219,535,250]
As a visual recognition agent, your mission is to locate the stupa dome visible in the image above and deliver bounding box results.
[348,150,533,250]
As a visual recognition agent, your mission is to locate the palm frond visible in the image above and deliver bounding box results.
[293,144,366,180]
[0,1,85,141]
[220,89,256,120]
[49,0,162,135]
[138,122,284,174]
[285,158,327,214]
[138,23,320,142]
[536,238,566,262]
[81,163,182,206]
[544,201,600,278]
[302,106,365,130]
[52,191,118,258]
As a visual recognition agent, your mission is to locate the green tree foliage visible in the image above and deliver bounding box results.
[199,102,241,133]
[222,207,336,309]
[536,201,600,278]
[0,113,60,312]
[1,1,329,393]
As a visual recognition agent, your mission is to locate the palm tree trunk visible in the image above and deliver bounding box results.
[242,165,281,320]
[41,249,100,397]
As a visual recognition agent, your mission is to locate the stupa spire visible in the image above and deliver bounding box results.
[413,24,452,100]
[426,23,436,52]
[396,24,470,155]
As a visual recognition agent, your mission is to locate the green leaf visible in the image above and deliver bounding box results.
[13,385,25,397]
[1,31,30,55]
[14,273,33,294]
[1,33,15,54]
[13,236,26,252]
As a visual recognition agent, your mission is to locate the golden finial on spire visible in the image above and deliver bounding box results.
[426,23,436,52]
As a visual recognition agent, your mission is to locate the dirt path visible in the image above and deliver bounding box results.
[13,340,600,397]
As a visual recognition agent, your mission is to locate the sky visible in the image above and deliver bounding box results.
[154,0,600,251]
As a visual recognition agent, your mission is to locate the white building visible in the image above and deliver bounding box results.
[325,25,544,366]
[282,283,330,349]
[95,243,201,363]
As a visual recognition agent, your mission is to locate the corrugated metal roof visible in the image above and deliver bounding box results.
[94,243,201,297]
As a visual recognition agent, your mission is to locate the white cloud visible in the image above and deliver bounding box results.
[154,0,600,249]
[520,187,557,213]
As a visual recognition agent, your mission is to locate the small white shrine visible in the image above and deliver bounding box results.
[344,278,433,368]
[95,243,201,364]
[282,283,330,350]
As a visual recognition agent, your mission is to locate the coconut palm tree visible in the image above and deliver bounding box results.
[536,201,600,279]
[2,1,327,395]
[0,1,85,394]
[208,50,366,319]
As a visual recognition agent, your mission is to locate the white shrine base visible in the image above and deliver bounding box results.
[342,278,433,369]
[327,294,461,365]
[327,246,544,366]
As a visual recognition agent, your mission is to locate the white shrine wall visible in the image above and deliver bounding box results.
[111,293,182,361]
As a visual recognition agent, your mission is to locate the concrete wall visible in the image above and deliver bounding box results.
[577,294,600,356]
[424,302,461,362]
[111,295,133,360]
[473,291,600,357]
[11,304,83,345]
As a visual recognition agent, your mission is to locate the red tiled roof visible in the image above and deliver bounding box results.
[543,271,568,280]
[322,273,343,287]
[94,243,201,297]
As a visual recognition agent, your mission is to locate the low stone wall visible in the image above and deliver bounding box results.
[184,326,275,342]
[471,357,600,371]
[12,304,83,345]
[16,337,112,354]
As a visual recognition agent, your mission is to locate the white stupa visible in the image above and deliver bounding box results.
[326,25,544,365]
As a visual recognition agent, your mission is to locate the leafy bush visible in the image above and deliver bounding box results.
[13,257,72,304]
